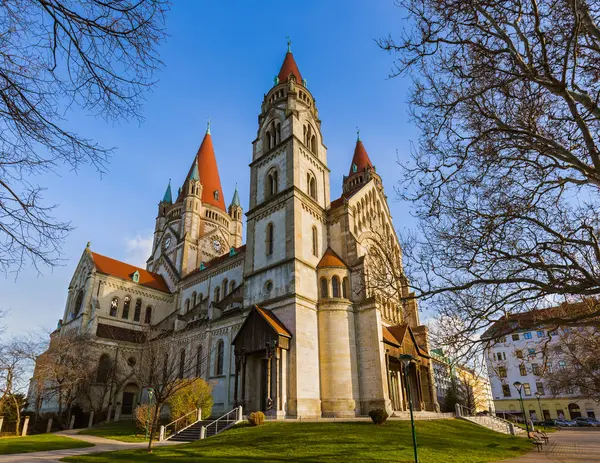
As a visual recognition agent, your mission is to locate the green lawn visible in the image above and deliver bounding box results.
[78,420,149,443]
[0,434,93,455]
[63,419,532,462]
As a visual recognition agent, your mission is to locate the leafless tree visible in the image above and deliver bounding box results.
[379,0,600,342]
[0,0,168,276]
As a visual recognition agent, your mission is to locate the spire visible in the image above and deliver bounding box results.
[188,160,199,182]
[182,128,226,211]
[162,179,173,203]
[349,136,374,176]
[277,41,303,85]
[230,184,241,208]
[206,118,211,135]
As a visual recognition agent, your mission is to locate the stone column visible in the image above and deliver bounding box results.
[69,415,75,430]
[46,417,53,433]
[88,411,95,428]
[0,416,4,433]
[22,416,30,436]
[240,353,247,406]
[233,350,240,407]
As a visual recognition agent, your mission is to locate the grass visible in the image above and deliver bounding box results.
[78,420,150,443]
[0,433,93,455]
[62,419,532,462]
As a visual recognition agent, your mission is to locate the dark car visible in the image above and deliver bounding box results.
[575,417,600,427]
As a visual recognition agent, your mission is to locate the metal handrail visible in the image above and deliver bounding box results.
[164,408,200,439]
[203,407,241,438]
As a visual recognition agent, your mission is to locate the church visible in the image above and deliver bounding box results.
[32,46,439,419]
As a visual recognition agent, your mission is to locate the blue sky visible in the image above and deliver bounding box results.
[1,1,420,336]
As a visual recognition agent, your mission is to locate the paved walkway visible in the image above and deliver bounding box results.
[0,429,180,463]
[499,430,600,463]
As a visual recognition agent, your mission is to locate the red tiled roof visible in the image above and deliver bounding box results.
[278,52,303,84]
[90,252,170,293]
[183,245,246,280]
[317,248,347,269]
[255,305,291,338]
[349,140,374,176]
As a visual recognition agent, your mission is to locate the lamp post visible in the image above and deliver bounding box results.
[534,392,543,430]
[145,388,154,440]
[400,354,419,463]
[513,381,530,434]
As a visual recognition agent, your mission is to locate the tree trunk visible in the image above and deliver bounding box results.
[146,401,161,453]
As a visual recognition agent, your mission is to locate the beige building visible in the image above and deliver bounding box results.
[29,46,438,419]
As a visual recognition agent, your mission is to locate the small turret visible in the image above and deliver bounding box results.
[342,130,380,195]
[229,184,243,248]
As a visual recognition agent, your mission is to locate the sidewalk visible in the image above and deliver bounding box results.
[498,430,600,463]
[0,429,180,463]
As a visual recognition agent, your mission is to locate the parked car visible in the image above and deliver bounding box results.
[575,417,600,427]
[555,419,578,427]
[541,419,556,427]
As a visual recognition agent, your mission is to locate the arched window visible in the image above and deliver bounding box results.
[109,297,119,317]
[311,134,317,153]
[185,299,190,313]
[267,169,278,198]
[214,286,220,302]
[266,130,272,150]
[122,296,131,319]
[133,301,141,322]
[320,277,328,298]
[230,281,236,293]
[179,348,186,379]
[342,277,349,299]
[144,306,152,324]
[312,226,318,256]
[332,276,340,298]
[73,290,84,317]
[196,345,203,377]
[307,173,317,200]
[192,291,197,307]
[275,123,281,144]
[215,339,224,376]
[222,279,228,296]
[266,223,274,256]
[199,293,203,304]
[97,354,112,383]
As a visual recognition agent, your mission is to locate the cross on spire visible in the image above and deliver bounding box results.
[356,127,361,141]
[286,36,292,53]
[206,118,211,135]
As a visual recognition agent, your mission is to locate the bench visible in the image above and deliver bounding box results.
[531,438,544,452]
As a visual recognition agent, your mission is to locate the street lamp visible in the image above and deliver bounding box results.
[400,354,419,463]
[513,381,530,435]
[145,388,155,440]
[534,392,543,431]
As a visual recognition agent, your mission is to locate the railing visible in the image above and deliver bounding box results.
[455,404,477,417]
[163,408,201,440]
[201,406,242,439]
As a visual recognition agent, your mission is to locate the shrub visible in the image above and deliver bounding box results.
[369,409,389,425]
[167,378,213,422]
[248,411,265,426]
[134,403,157,432]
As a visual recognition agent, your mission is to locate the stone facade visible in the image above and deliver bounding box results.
[29,47,438,420]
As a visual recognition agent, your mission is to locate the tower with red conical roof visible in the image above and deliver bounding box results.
[342,130,381,196]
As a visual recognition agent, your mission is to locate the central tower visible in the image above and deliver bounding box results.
[243,44,330,417]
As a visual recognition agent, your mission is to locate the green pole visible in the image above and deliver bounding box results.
[404,364,419,463]
[518,392,530,434]
[535,394,543,431]
[145,389,154,440]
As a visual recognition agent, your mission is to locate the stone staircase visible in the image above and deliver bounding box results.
[460,415,527,436]
[166,406,242,443]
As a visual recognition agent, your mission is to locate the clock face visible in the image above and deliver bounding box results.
[213,239,222,252]
[164,235,171,249]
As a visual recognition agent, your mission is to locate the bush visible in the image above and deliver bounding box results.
[248,411,265,426]
[167,378,213,422]
[369,409,389,425]
[134,403,157,432]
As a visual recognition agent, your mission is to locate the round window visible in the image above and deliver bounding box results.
[127,357,136,367]
[265,281,273,293]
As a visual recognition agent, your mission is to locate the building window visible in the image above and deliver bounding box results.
[532,363,541,376]
[528,348,536,358]
[523,383,532,396]
[96,354,112,383]
[524,332,532,339]
[122,296,131,319]
[332,276,340,298]
[196,345,203,377]
[192,291,197,307]
[185,299,190,313]
[230,281,236,293]
[516,350,523,359]
[73,290,84,317]
[536,382,545,395]
[266,223,274,256]
[222,279,228,297]
[110,297,119,317]
[496,352,506,361]
[558,360,566,370]
[537,330,544,338]
[144,306,152,324]
[215,340,224,376]
[133,301,141,322]
[312,226,318,256]
[179,349,186,379]
[342,277,349,298]
[307,172,317,200]
[498,336,507,343]
[498,367,507,378]
[519,364,527,376]
[502,384,511,397]
[266,169,278,198]
[512,334,520,341]
[214,287,220,303]
[320,277,328,298]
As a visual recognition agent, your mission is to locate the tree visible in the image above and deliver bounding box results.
[0,0,168,276]
[442,378,461,413]
[379,0,600,342]
[167,379,213,422]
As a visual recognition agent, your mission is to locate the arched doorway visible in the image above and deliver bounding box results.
[121,383,138,416]
[568,403,581,419]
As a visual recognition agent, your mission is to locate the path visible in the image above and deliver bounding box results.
[0,429,180,463]
[499,430,600,463]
